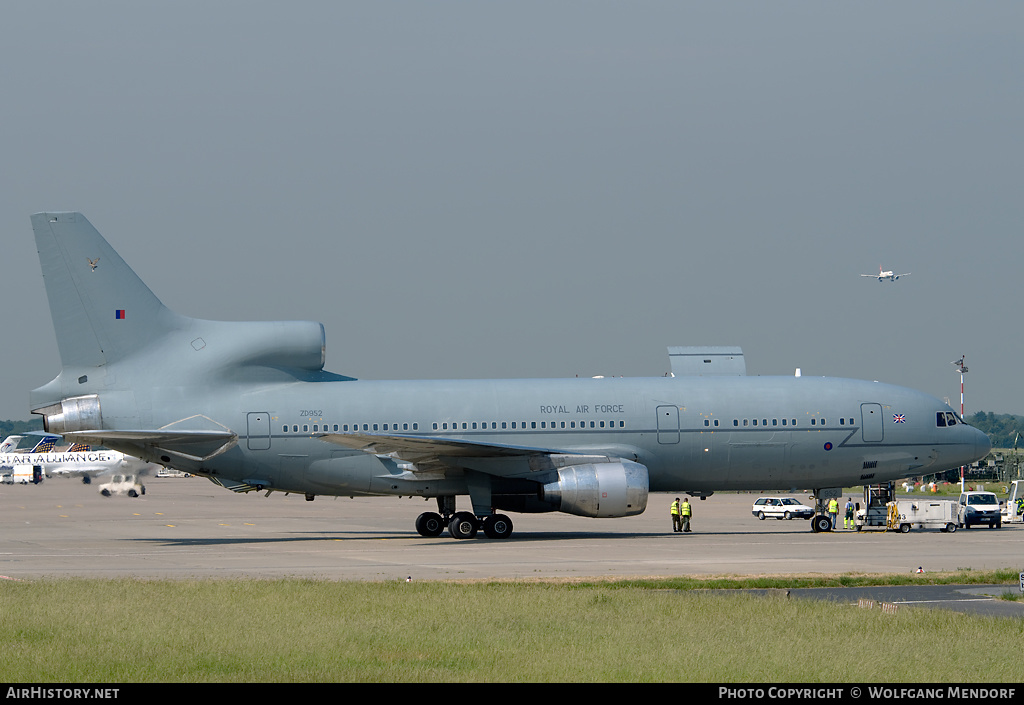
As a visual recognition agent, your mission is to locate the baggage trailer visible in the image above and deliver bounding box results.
[887,499,958,533]
[854,482,894,531]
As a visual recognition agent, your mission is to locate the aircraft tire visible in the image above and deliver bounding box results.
[811,515,832,533]
[449,512,478,540]
[415,512,445,537]
[482,514,514,539]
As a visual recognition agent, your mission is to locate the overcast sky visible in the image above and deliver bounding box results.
[1,1,1021,421]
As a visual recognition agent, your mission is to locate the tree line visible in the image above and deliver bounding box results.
[0,418,44,439]
[968,411,1024,450]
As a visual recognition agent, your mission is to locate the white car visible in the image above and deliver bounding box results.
[752,496,815,521]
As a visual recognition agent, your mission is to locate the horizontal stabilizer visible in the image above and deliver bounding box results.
[62,429,237,462]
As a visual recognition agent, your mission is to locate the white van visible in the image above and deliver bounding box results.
[957,491,1001,529]
[98,474,146,498]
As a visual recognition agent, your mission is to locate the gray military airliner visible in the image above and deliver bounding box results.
[28,213,989,538]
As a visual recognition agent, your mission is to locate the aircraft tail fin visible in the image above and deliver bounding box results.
[31,212,187,369]
[30,212,344,428]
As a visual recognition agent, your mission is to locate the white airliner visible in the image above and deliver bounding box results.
[0,433,158,491]
[861,266,911,282]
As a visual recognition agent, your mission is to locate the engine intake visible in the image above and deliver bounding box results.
[541,461,649,518]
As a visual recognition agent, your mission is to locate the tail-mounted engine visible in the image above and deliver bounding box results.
[34,394,101,434]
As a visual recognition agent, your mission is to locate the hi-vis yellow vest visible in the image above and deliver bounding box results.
[681,501,691,516]
[828,498,839,513]
[671,500,680,515]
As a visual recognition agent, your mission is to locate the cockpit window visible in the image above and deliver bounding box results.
[936,412,959,427]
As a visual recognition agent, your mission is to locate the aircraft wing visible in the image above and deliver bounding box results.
[61,429,237,462]
[320,431,627,478]
[322,431,560,458]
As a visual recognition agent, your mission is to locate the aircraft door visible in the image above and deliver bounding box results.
[656,405,680,444]
[247,412,272,451]
[861,403,883,443]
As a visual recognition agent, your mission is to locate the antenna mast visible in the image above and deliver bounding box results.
[952,355,968,491]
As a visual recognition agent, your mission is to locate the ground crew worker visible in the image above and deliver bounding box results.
[671,497,682,532]
[828,497,839,530]
[844,497,855,530]
[681,498,692,532]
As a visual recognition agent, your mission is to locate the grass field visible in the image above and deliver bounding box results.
[2,572,1022,682]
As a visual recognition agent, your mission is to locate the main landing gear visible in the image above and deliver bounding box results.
[414,499,514,539]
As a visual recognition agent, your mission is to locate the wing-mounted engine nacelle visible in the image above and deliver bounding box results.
[541,461,649,518]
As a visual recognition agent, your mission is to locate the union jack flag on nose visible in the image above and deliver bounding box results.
[893,414,906,423]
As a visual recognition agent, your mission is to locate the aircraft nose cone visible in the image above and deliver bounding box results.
[975,428,992,461]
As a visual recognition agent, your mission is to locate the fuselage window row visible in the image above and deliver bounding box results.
[279,415,881,434]
[280,421,627,434]
[723,417,857,428]
[429,420,626,431]
[282,423,421,433]
[734,418,800,427]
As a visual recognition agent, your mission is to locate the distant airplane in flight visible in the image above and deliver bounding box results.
[862,266,911,282]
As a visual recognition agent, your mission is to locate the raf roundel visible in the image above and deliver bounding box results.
[823,442,833,451]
